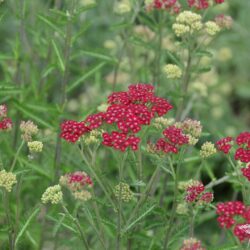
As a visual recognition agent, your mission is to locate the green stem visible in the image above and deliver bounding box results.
[61,204,89,250]
[176,46,192,121]
[228,156,247,202]
[116,154,126,250]
[77,145,117,209]
[163,151,184,250]
[123,166,160,230]
[10,140,24,172]
[3,190,15,250]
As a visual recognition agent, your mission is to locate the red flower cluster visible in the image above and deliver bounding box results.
[60,120,90,143]
[185,181,213,204]
[188,0,224,9]
[241,164,250,181]
[235,132,250,163]
[102,132,140,152]
[216,137,233,154]
[0,104,12,131]
[156,125,189,154]
[216,201,250,241]
[146,0,181,13]
[68,171,93,186]
[60,84,173,151]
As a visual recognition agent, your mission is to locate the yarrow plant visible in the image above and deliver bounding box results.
[1,0,250,249]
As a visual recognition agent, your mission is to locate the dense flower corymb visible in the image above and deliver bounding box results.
[200,142,217,158]
[0,170,17,192]
[114,182,134,202]
[60,171,93,201]
[156,125,189,154]
[41,185,63,204]
[0,104,12,131]
[20,120,38,141]
[60,120,90,143]
[235,132,250,163]
[216,136,233,154]
[180,237,206,250]
[216,201,250,241]
[162,64,182,79]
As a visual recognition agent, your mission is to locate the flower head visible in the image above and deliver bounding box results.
[235,132,250,163]
[0,118,12,131]
[215,14,233,29]
[200,141,217,158]
[216,137,233,154]
[60,120,90,143]
[114,182,134,202]
[162,64,182,79]
[180,238,206,250]
[20,121,38,141]
[41,185,63,204]
[0,104,7,118]
[60,171,93,201]
[28,141,43,153]
[205,21,220,36]
[0,170,17,192]
[114,0,131,14]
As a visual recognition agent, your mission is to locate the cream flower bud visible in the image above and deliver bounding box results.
[114,1,131,14]
[162,64,182,79]
[172,23,190,37]
[205,21,221,36]
[114,182,133,202]
[41,185,63,204]
[200,142,217,158]
[0,170,17,192]
[28,141,43,153]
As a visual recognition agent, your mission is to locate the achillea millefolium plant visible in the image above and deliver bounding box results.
[0,0,250,249]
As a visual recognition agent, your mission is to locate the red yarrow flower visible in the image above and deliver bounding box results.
[0,104,7,118]
[216,136,233,154]
[241,164,250,181]
[102,131,140,152]
[68,171,93,187]
[0,118,12,131]
[216,201,250,241]
[60,120,90,143]
[235,132,250,163]
[156,125,189,154]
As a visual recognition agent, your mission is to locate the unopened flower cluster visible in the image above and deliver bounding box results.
[60,171,93,201]
[0,104,12,131]
[60,84,173,152]
[216,201,250,241]
[41,185,63,204]
[28,141,43,153]
[0,170,17,192]
[162,64,182,79]
[20,120,39,142]
[176,119,202,145]
[200,141,217,158]
[114,182,134,202]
